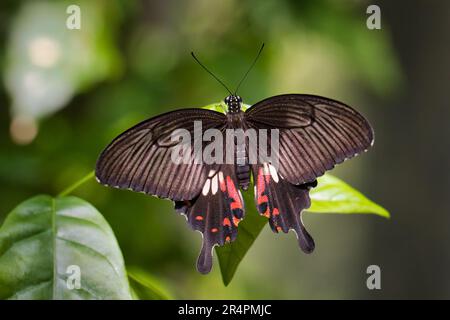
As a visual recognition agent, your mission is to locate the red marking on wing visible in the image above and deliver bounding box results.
[195,215,203,221]
[256,168,268,205]
[257,168,265,193]
[226,176,243,210]
[231,202,241,210]
[232,216,241,227]
[211,228,218,233]
[272,208,279,216]
[223,217,231,227]
[225,236,231,242]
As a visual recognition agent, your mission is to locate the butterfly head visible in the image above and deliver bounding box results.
[224,95,242,113]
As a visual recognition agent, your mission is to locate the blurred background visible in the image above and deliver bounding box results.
[0,0,449,299]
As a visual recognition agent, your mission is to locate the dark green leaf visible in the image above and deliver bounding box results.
[127,267,173,300]
[0,195,131,299]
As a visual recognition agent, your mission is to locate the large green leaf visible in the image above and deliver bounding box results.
[0,195,131,299]
[216,174,389,286]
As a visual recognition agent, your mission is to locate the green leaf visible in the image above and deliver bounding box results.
[202,102,250,113]
[127,267,173,300]
[309,174,390,218]
[216,174,389,286]
[0,195,131,299]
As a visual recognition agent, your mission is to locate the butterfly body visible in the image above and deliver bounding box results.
[96,93,374,274]
[224,97,251,190]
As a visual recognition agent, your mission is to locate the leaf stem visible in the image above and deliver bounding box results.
[58,170,96,197]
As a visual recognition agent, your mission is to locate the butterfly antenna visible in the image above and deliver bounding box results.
[191,52,233,95]
[234,43,265,95]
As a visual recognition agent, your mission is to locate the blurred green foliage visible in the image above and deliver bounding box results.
[0,0,400,299]
[5,0,121,120]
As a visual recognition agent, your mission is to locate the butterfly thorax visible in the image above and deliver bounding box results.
[224,95,242,113]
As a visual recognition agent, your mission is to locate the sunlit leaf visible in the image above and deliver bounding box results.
[202,102,249,113]
[310,174,389,218]
[0,195,131,299]
[127,267,173,300]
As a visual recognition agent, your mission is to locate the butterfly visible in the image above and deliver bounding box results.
[95,46,374,274]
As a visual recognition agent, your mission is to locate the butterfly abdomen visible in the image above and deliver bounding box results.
[236,164,250,190]
[236,138,250,190]
[226,111,251,190]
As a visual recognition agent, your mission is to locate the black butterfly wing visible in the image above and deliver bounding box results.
[175,164,244,274]
[245,94,374,185]
[95,108,227,201]
[252,162,316,253]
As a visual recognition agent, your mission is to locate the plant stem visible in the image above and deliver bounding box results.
[58,170,96,197]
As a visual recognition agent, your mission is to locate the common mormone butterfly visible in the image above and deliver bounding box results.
[95,45,374,274]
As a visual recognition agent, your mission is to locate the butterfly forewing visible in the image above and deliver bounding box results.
[95,108,227,201]
[245,94,374,185]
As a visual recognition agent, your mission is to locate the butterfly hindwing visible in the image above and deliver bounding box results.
[174,165,244,274]
[252,162,316,253]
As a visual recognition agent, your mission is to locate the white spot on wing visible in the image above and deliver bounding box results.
[268,163,279,183]
[202,179,211,196]
[263,163,270,175]
[211,175,218,195]
[218,171,224,185]
[208,169,217,178]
